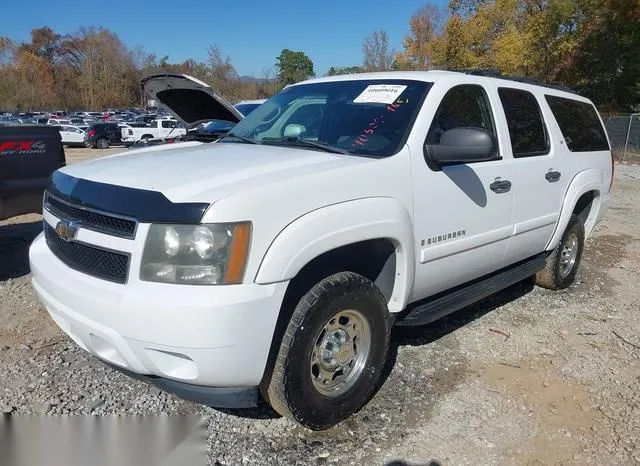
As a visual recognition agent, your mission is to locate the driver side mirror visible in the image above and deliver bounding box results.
[425,127,498,165]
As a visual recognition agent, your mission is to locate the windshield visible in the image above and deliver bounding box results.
[223,79,431,157]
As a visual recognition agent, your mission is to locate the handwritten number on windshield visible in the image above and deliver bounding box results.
[352,102,402,148]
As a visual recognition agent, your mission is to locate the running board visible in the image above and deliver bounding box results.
[395,253,547,327]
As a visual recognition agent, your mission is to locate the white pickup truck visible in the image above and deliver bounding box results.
[120,117,186,144]
[29,71,613,430]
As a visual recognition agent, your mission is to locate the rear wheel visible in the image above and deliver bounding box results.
[96,137,109,149]
[262,272,391,430]
[535,214,585,290]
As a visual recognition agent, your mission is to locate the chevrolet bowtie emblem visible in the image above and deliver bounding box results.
[55,220,80,242]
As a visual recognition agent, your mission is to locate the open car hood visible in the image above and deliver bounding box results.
[141,73,244,129]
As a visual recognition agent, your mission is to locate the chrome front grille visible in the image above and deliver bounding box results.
[44,192,138,239]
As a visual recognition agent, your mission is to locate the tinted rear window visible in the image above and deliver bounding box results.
[545,95,610,152]
[498,88,549,157]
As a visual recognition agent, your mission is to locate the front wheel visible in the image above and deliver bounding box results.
[535,214,585,290]
[263,272,391,430]
[96,137,109,149]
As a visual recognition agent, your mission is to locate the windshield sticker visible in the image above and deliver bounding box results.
[353,84,408,104]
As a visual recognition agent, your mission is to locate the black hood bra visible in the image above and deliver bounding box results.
[48,171,210,224]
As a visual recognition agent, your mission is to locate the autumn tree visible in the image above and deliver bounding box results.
[70,27,138,109]
[563,0,640,111]
[397,5,446,70]
[0,38,18,109]
[362,30,394,72]
[207,45,240,101]
[12,49,56,109]
[256,67,281,98]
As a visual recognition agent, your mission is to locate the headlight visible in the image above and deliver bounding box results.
[140,222,251,285]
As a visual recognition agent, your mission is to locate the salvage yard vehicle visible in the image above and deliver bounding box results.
[84,122,124,149]
[0,125,65,220]
[120,116,186,145]
[57,125,86,147]
[29,70,613,430]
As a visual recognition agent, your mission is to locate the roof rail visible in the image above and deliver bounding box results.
[449,68,576,94]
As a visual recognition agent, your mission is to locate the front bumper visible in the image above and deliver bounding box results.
[29,230,289,395]
[102,360,259,408]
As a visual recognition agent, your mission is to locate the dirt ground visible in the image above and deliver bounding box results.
[0,148,639,465]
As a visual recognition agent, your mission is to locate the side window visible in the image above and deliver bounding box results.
[545,95,610,152]
[161,120,176,128]
[426,84,497,147]
[498,87,549,157]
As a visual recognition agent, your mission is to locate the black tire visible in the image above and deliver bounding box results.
[263,272,391,430]
[96,137,109,149]
[535,214,585,290]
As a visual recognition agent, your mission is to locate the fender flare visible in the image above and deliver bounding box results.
[546,169,603,250]
[254,197,415,312]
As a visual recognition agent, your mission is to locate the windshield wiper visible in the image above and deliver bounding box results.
[222,132,260,144]
[262,136,350,155]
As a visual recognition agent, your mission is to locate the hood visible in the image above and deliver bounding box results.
[60,142,370,203]
[141,73,244,129]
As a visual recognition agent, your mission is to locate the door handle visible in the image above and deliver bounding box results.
[490,179,511,193]
[545,170,561,182]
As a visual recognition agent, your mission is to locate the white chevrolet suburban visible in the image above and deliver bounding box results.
[29,71,613,430]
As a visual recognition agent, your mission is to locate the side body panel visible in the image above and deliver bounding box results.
[493,84,570,263]
[406,77,515,302]
[539,91,614,248]
[255,197,415,312]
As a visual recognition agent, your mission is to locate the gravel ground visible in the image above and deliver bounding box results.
[1,149,639,465]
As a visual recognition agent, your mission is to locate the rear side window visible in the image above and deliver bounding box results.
[545,95,610,152]
[498,88,549,158]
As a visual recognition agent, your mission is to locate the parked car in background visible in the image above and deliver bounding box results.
[84,122,124,149]
[234,99,267,116]
[125,122,151,128]
[0,124,65,220]
[57,125,85,147]
[120,117,186,145]
[47,119,72,126]
[194,99,267,136]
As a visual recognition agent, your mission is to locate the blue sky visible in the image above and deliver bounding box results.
[1,0,449,77]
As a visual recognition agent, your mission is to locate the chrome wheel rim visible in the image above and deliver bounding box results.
[560,233,579,278]
[310,309,371,397]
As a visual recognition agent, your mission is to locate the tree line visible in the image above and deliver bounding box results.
[0,27,285,112]
[359,0,640,112]
[1,0,638,112]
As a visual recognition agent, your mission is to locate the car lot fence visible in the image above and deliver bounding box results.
[602,113,640,162]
